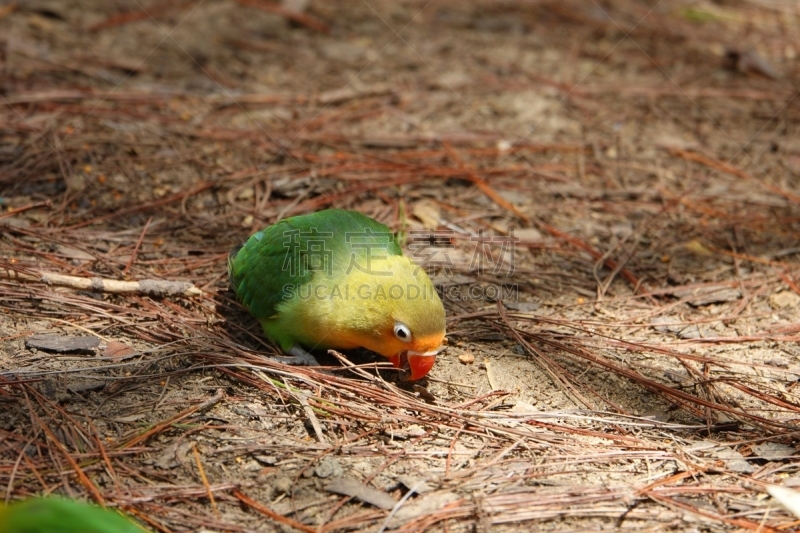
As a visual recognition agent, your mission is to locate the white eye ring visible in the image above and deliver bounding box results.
[394,323,411,342]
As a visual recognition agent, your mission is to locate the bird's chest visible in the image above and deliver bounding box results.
[287,280,379,349]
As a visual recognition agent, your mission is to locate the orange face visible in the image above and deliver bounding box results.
[377,331,445,381]
[320,322,444,380]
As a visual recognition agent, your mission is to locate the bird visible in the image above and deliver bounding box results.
[228,209,446,380]
[0,496,149,533]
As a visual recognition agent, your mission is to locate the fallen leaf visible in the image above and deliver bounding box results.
[674,286,741,306]
[412,384,436,403]
[412,199,441,229]
[67,379,106,393]
[511,400,537,414]
[36,377,70,402]
[324,478,396,510]
[391,490,460,523]
[651,316,684,333]
[404,424,426,437]
[765,357,789,368]
[725,48,778,79]
[55,245,95,261]
[314,457,343,479]
[684,440,719,453]
[767,486,800,519]
[753,442,797,461]
[485,360,499,390]
[496,189,530,205]
[678,324,703,339]
[396,475,434,494]
[714,448,756,473]
[512,227,543,241]
[153,442,181,470]
[112,414,147,423]
[684,239,713,256]
[64,171,87,193]
[770,290,800,310]
[610,221,634,239]
[504,301,540,312]
[281,0,308,13]
[102,340,137,360]
[26,334,100,354]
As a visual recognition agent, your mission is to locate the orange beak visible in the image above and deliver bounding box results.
[386,350,439,380]
[407,351,437,380]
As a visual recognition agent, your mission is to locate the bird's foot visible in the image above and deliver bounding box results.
[269,345,320,366]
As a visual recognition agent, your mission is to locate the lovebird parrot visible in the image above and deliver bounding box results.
[228,209,446,380]
[0,496,149,533]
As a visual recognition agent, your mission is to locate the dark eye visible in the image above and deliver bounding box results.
[394,323,411,342]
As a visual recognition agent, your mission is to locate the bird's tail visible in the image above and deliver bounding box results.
[227,245,243,295]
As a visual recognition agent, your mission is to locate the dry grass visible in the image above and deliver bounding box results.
[2,0,800,531]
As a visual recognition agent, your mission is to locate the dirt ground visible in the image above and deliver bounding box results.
[2,0,800,531]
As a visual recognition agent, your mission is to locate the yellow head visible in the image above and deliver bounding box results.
[329,254,446,379]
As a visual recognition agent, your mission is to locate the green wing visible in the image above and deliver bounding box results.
[1,497,148,533]
[229,209,402,320]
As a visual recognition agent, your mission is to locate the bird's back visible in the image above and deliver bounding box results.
[229,210,402,320]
